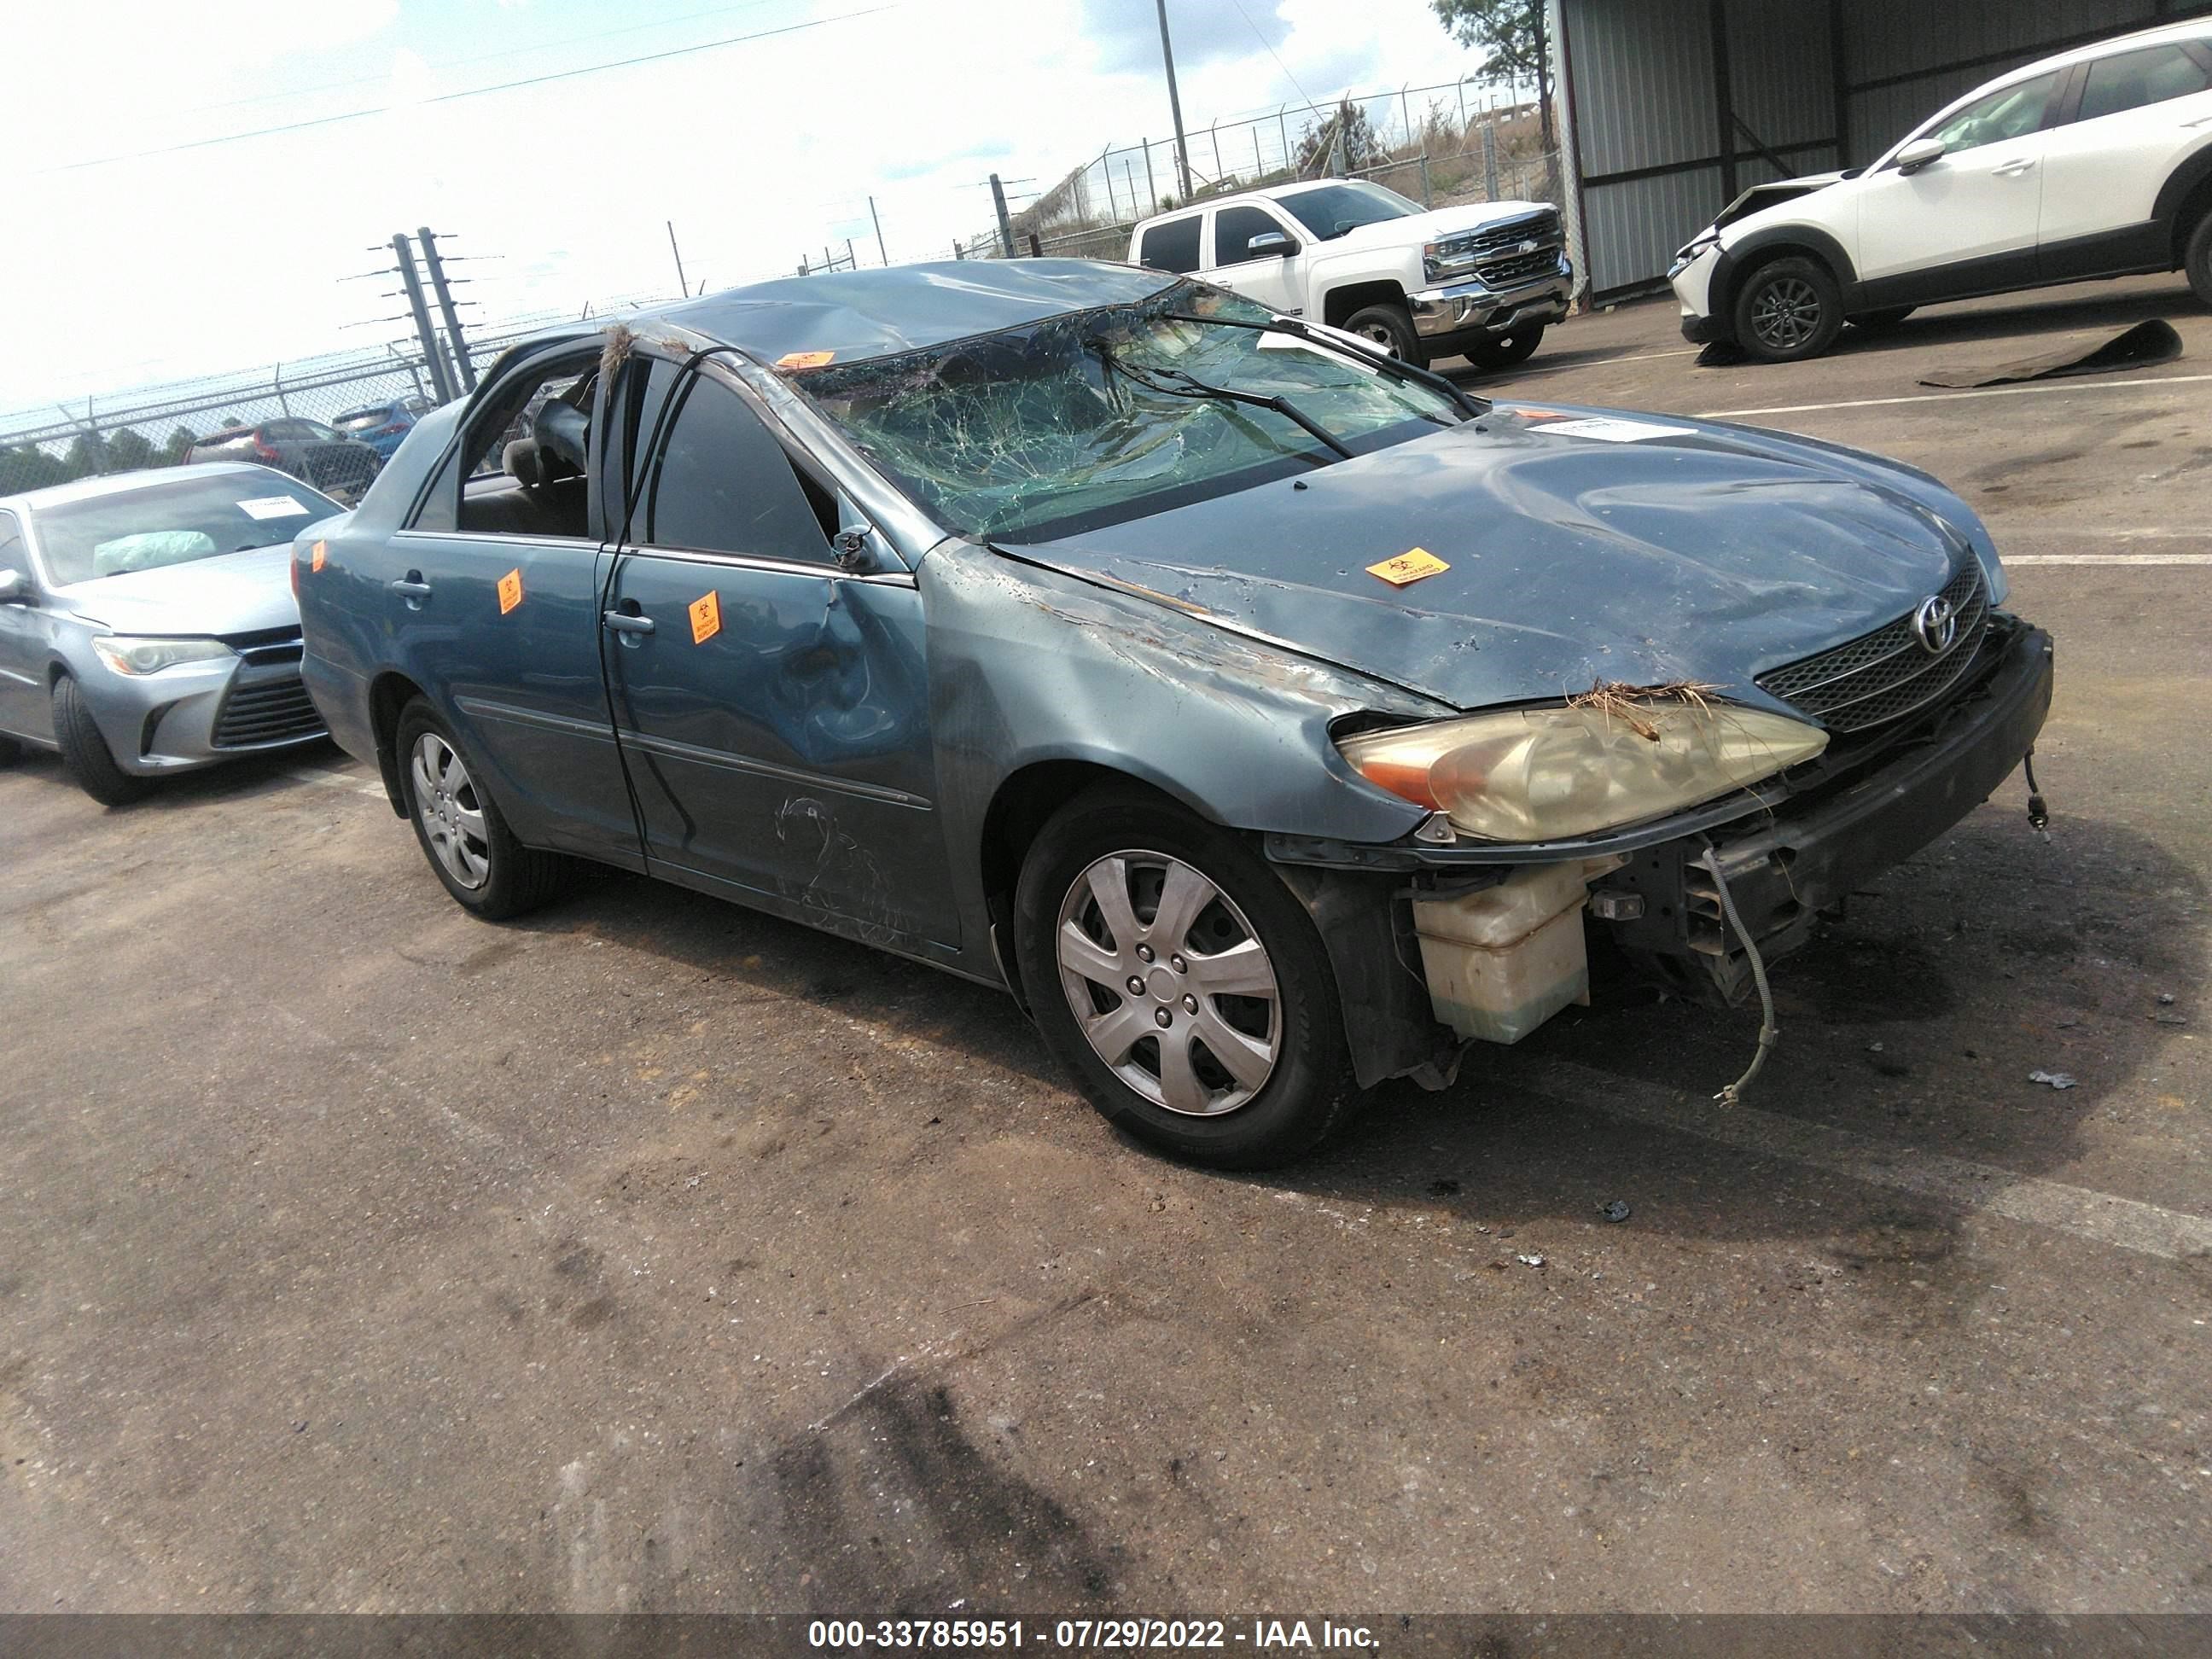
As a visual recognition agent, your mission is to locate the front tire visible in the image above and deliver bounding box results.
[1464,324,1545,372]
[1013,787,1359,1169]
[51,677,150,806]
[2186,211,2212,309]
[394,698,568,919]
[1733,255,1843,363]
[1341,302,1428,368]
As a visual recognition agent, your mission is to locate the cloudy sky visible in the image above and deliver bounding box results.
[0,0,1492,415]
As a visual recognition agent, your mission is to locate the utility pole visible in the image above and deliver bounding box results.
[989,173,1016,259]
[392,234,456,404]
[416,228,476,392]
[869,195,888,266]
[1155,0,1193,201]
[667,220,689,296]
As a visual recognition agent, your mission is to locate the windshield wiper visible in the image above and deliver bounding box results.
[1102,349,1354,460]
[1161,311,1488,419]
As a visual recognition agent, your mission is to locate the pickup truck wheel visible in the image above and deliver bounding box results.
[1466,325,1545,371]
[51,677,150,806]
[1341,303,1428,368]
[1733,256,1843,362]
[2186,210,2212,308]
[1014,787,1360,1169]
[395,698,569,919]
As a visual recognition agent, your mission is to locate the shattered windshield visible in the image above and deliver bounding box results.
[792,282,1459,542]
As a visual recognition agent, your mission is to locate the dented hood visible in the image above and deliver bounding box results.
[1015,409,1981,713]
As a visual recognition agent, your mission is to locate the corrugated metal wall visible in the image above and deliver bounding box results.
[1560,0,2187,296]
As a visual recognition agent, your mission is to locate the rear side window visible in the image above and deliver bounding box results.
[1214,204,1293,266]
[0,509,23,579]
[2077,44,2212,124]
[643,377,833,564]
[1138,215,1202,274]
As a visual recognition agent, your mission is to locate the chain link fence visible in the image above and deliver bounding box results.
[0,290,687,497]
[959,76,1561,262]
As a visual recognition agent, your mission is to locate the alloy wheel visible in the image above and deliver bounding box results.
[1054,849,1281,1116]
[411,732,490,889]
[1750,276,1822,351]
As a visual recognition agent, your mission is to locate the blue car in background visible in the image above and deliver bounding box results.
[331,396,437,461]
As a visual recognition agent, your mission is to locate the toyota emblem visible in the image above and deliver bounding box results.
[1912,594,1958,655]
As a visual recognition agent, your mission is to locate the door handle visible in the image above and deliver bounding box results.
[602,610,656,636]
[1991,157,2037,177]
[389,573,431,608]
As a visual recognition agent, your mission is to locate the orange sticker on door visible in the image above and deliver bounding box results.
[1365,548,1449,586]
[497,568,523,614]
[688,590,722,644]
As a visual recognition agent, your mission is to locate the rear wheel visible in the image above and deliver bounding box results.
[1341,302,1428,368]
[1013,787,1359,1168]
[1733,255,1843,363]
[2186,210,2212,308]
[51,677,150,806]
[394,698,569,919]
[1465,324,1545,372]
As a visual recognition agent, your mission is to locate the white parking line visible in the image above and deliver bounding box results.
[1541,1061,2212,1262]
[2006,554,2212,566]
[284,765,385,798]
[1697,372,2212,420]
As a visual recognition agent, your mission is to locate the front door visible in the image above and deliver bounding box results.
[0,510,44,740]
[1854,70,2064,300]
[602,358,958,952]
[1202,203,1306,313]
[382,344,641,866]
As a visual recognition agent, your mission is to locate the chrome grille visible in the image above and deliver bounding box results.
[212,674,324,748]
[1755,561,1991,734]
[1458,210,1559,258]
[1475,247,1563,288]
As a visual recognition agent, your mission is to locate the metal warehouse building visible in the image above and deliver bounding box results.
[1549,0,2212,299]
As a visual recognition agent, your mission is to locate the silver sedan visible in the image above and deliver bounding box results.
[0,463,345,804]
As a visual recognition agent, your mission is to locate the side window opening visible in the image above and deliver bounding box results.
[2077,44,2212,125]
[1138,215,1203,275]
[1925,73,2061,154]
[642,375,837,565]
[414,352,600,539]
[1214,204,1295,266]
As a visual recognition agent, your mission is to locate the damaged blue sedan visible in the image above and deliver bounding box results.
[294,261,2052,1167]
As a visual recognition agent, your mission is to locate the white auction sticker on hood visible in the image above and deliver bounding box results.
[236,496,313,520]
[1537,416,1698,443]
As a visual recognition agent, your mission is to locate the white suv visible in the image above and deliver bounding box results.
[1128,179,1573,371]
[1671,19,2212,361]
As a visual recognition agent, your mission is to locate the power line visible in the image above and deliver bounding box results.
[37,5,895,175]
[1225,0,1318,114]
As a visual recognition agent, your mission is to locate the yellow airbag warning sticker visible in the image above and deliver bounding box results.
[1367,548,1449,586]
[310,540,326,573]
[776,350,835,370]
[689,590,722,645]
[498,568,523,614]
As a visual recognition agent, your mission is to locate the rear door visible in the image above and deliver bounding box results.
[1203,202,1306,311]
[601,352,958,951]
[378,343,643,867]
[1853,71,2063,299]
[2039,38,2212,272]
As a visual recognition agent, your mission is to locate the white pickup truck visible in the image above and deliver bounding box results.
[1126,178,1574,370]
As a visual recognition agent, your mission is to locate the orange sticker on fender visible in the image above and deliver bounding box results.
[689,590,722,644]
[1366,548,1448,586]
[311,540,327,573]
[497,568,523,614]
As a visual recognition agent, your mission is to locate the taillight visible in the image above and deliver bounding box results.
[253,434,279,463]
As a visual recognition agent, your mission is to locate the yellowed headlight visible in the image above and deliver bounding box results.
[1338,700,1828,841]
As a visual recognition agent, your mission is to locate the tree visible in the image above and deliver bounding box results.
[1433,0,1555,150]
[0,445,69,494]
[64,432,109,480]
[1294,100,1388,178]
[107,428,154,472]
[162,426,199,465]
